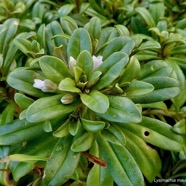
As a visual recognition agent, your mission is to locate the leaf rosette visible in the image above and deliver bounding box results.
[4,17,183,186]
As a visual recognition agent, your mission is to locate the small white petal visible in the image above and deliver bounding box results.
[33,79,45,90]
[92,55,103,70]
[33,79,57,92]
[69,56,77,71]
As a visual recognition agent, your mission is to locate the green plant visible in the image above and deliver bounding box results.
[0,1,186,186]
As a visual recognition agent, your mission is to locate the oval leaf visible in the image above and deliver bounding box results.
[26,95,79,123]
[58,78,81,93]
[80,90,109,113]
[39,56,73,84]
[94,52,129,90]
[96,96,142,123]
[71,132,94,152]
[81,118,105,132]
[67,28,92,59]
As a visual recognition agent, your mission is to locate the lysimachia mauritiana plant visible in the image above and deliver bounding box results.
[0,0,186,185]
[0,15,184,186]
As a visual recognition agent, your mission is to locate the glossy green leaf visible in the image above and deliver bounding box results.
[59,78,81,93]
[96,96,142,123]
[123,129,161,182]
[37,24,45,49]
[9,134,58,182]
[7,69,46,97]
[69,119,80,136]
[19,19,35,30]
[26,94,79,123]
[76,50,93,77]
[119,56,141,84]
[14,93,34,110]
[60,16,78,35]
[2,18,19,56]
[86,71,102,88]
[138,60,173,80]
[136,7,156,28]
[84,17,101,40]
[1,154,47,162]
[0,120,45,145]
[43,120,53,132]
[108,124,126,145]
[81,118,105,132]
[58,4,75,16]
[141,101,167,111]
[134,50,158,61]
[97,134,145,186]
[131,77,180,103]
[166,59,186,111]
[67,28,92,59]
[126,80,154,97]
[137,40,161,51]
[80,90,109,113]
[96,27,119,53]
[39,55,73,84]
[14,38,32,55]
[45,21,67,55]
[71,132,94,152]
[172,119,186,135]
[176,18,186,29]
[53,119,70,138]
[149,2,165,24]
[0,27,8,54]
[0,103,15,126]
[94,52,129,90]
[115,25,130,36]
[43,135,80,186]
[102,36,135,59]
[32,2,44,20]
[123,117,184,151]
[2,32,35,76]
[101,130,123,146]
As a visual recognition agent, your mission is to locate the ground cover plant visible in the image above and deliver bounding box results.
[0,0,186,185]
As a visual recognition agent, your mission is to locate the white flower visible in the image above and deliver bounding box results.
[33,79,57,92]
[69,55,103,72]
[92,55,103,71]
[69,56,77,71]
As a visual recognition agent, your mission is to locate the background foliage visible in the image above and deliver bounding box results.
[0,0,186,185]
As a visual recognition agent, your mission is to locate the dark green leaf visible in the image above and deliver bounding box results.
[102,36,135,59]
[96,96,142,123]
[94,52,129,90]
[123,117,184,151]
[43,135,80,185]
[26,94,79,123]
[97,134,144,186]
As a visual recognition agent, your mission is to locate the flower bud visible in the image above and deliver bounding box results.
[61,94,75,104]
[33,79,57,92]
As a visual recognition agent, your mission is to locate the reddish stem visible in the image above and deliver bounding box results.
[82,152,107,167]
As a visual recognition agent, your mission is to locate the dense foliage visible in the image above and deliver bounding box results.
[0,0,186,185]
